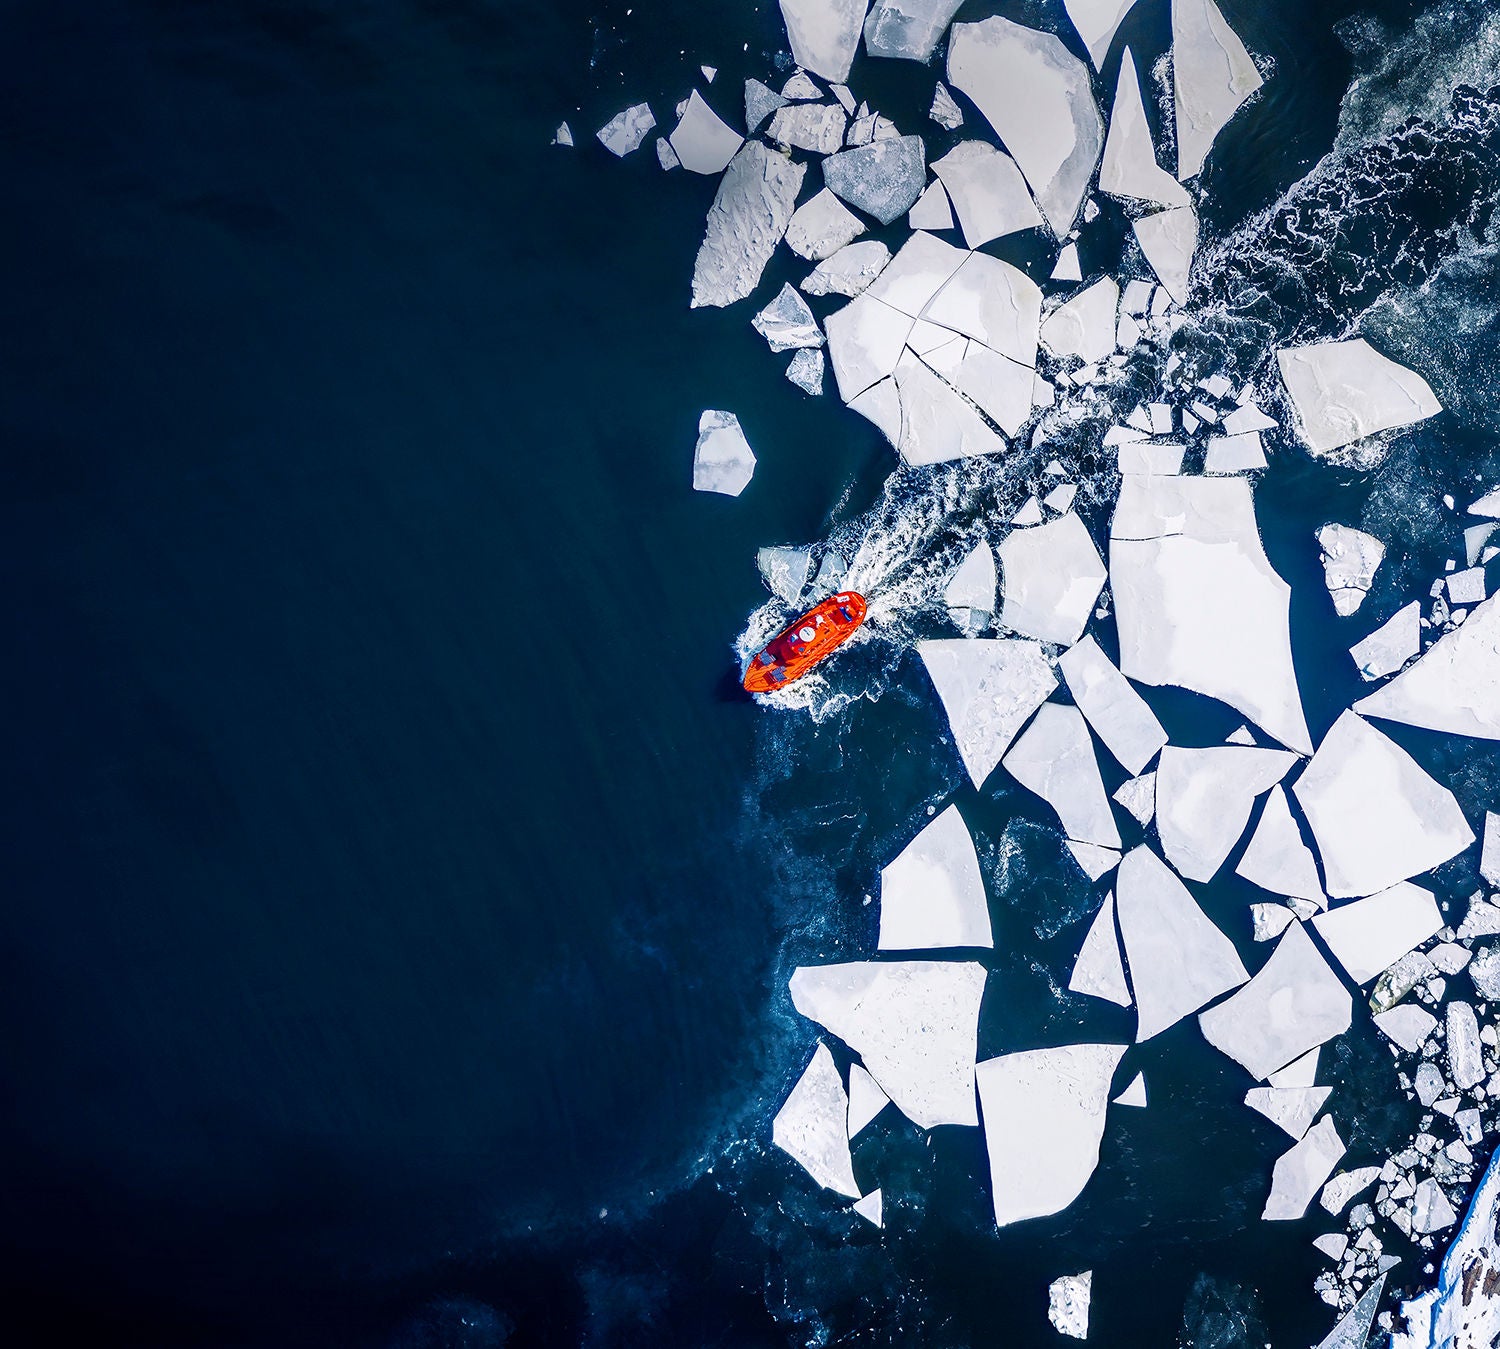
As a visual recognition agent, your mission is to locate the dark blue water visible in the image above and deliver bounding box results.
[5,0,1500,1344]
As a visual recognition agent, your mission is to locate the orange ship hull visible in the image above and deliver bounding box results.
[743,592,868,693]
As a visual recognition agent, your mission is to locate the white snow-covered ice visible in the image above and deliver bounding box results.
[879,803,993,950]
[1312,882,1445,985]
[693,410,756,495]
[773,1043,862,1197]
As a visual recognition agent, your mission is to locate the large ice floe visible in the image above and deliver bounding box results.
[1057,636,1168,776]
[1003,704,1122,850]
[1171,0,1264,181]
[878,804,992,950]
[918,638,1057,787]
[773,1043,862,1197]
[778,0,868,84]
[1153,745,1297,882]
[692,143,806,308]
[996,512,1108,646]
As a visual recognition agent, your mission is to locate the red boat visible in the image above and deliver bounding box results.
[743,592,868,693]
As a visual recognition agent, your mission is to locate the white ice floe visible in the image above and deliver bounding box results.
[1467,522,1499,565]
[892,351,1008,465]
[1482,811,1500,886]
[692,143,806,308]
[801,240,892,297]
[753,283,826,352]
[1251,903,1295,942]
[879,803,992,950]
[1449,1000,1483,1090]
[1263,1115,1345,1221]
[1100,49,1191,209]
[1048,1270,1093,1340]
[1312,882,1445,985]
[1199,922,1351,1080]
[1235,785,1325,903]
[930,80,964,130]
[669,91,744,174]
[945,540,996,617]
[656,137,681,170]
[1052,243,1083,283]
[1070,893,1132,1007]
[1115,772,1156,825]
[908,179,954,231]
[767,100,848,154]
[1317,524,1386,617]
[1041,277,1120,365]
[928,340,1035,438]
[1111,474,1312,754]
[773,1043,862,1197]
[1449,566,1488,606]
[1292,711,1474,899]
[552,122,574,147]
[1268,1048,1318,1088]
[786,189,867,262]
[1059,636,1168,776]
[1223,399,1278,435]
[1204,431,1267,473]
[1276,339,1442,460]
[1349,601,1421,682]
[1154,745,1297,883]
[789,960,988,1128]
[826,293,914,400]
[823,135,928,224]
[598,102,657,156]
[996,512,1108,646]
[1133,206,1198,305]
[1115,1072,1148,1106]
[1005,704,1121,849]
[779,0,867,83]
[1065,0,1139,69]
[847,1062,890,1136]
[1317,1277,1386,1349]
[946,16,1103,235]
[786,348,826,394]
[693,410,757,495]
[1412,1178,1459,1235]
[1069,841,1122,880]
[1045,483,1079,514]
[745,78,789,132]
[784,72,825,100]
[1172,0,1264,181]
[1321,1167,1381,1216]
[863,0,966,61]
[976,1043,1125,1226]
[931,141,1045,249]
[919,638,1058,788]
[1117,440,1185,475]
[1115,845,1248,1041]
[923,252,1044,366]
[1245,1085,1332,1141]
[1373,1003,1438,1053]
[758,546,812,603]
[1355,592,1500,739]
[853,1189,884,1226]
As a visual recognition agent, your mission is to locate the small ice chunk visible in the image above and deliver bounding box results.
[830,84,855,114]
[702,65,718,83]
[1235,785,1325,904]
[946,16,1104,235]
[1312,882,1445,985]
[1114,1072,1147,1107]
[1172,0,1265,181]
[1065,0,1141,70]
[789,960,987,1128]
[852,1188,884,1226]
[1448,1001,1483,1090]
[1070,894,1131,1007]
[847,1062,890,1136]
[1349,602,1421,682]
[1155,745,1297,883]
[976,1043,1126,1226]
[1015,499,1045,528]
[918,638,1058,788]
[1251,903,1295,942]
[879,804,993,950]
[1114,772,1156,826]
[767,101,848,155]
[931,141,1045,249]
[996,512,1108,646]
[1052,243,1083,282]
[783,72,824,100]
[692,143,807,309]
[552,121,574,147]
[773,1043,862,1197]
[1226,726,1255,746]
[1199,922,1352,1081]
[1048,1270,1093,1340]
[1101,49,1192,209]
[1223,400,1278,435]
[1059,636,1168,775]
[779,0,867,83]
[1116,845,1248,1041]
[1482,812,1500,886]
[1133,206,1198,305]
[1448,566,1488,605]
[1149,403,1175,435]
[1004,705,1120,849]
[1410,1177,1457,1234]
[1276,339,1442,461]
[1263,1116,1345,1222]
[753,283,826,352]
[758,546,813,603]
[1317,524,1386,617]
[1470,484,1500,518]
[1068,841,1121,880]
[801,240,892,298]
[786,189,867,262]
[1204,431,1268,473]
[1041,277,1120,365]
[1322,1167,1381,1215]
[1293,712,1474,899]
[670,91,745,174]
[745,78,789,132]
[1045,483,1078,513]
[1245,1085,1332,1140]
[1313,1233,1348,1261]
[1466,522,1498,565]
[945,541,996,615]
[786,348,827,394]
[863,0,967,62]
[597,102,657,156]
[908,179,954,231]
[822,136,928,224]
[656,137,681,170]
[693,410,756,495]
[930,80,965,130]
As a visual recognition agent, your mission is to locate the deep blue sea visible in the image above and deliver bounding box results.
[7,0,1500,1345]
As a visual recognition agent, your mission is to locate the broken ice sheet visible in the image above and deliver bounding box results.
[1041,277,1120,365]
[1320,1167,1380,1216]
[779,0,867,84]
[1372,1003,1438,1053]
[597,101,657,156]
[1070,892,1132,1007]
[864,0,966,62]
[1155,745,1297,882]
[944,540,996,617]
[878,803,993,950]
[772,1043,861,1197]
[745,78,789,133]
[786,189,867,263]
[929,79,964,130]
[822,135,928,225]
[1004,703,1122,850]
[753,283,825,353]
[996,512,1107,646]
[930,141,1045,249]
[846,1062,889,1136]
[1172,0,1265,181]
[907,179,954,231]
[669,91,744,174]
[1100,48,1192,210]
[1133,206,1198,305]
[1115,1072,1147,1106]
[1263,1116,1345,1221]
[767,101,848,155]
[1250,902,1294,942]
[1245,1084,1332,1141]
[801,240,892,298]
[692,143,806,309]
[786,348,826,394]
[1058,635,1168,776]
[692,409,756,495]
[1235,785,1325,904]
[1276,338,1442,462]
[1065,0,1138,70]
[1317,524,1386,617]
[1204,431,1268,474]
[852,1188,883,1227]
[1115,772,1157,825]
[1312,882,1444,985]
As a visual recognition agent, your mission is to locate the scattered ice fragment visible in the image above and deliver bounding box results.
[908,179,954,231]
[946,16,1104,235]
[1114,1072,1148,1107]
[552,121,574,147]
[786,347,826,394]
[1349,602,1421,682]
[996,512,1107,646]
[753,283,826,351]
[1313,1233,1348,1262]
[773,1043,862,1197]
[1251,903,1295,942]
[1312,882,1445,985]
[1155,745,1297,883]
[822,135,928,224]
[701,65,718,83]
[669,91,745,174]
[1172,0,1265,181]
[1246,1085,1332,1141]
[1204,431,1267,473]
[1068,841,1122,880]
[1101,50,1193,209]
[1122,280,1153,316]
[1263,1116,1345,1221]
[1411,1178,1458,1234]
[1292,712,1474,899]
[801,240,892,297]
[1133,206,1198,305]
[786,189,867,262]
[1482,812,1500,886]
[1470,484,1500,518]
[656,137,681,170]
[1065,0,1139,69]
[863,0,966,62]
[879,803,993,950]
[789,960,987,1128]
[847,1062,890,1136]
[1052,243,1083,282]
[1005,705,1121,849]
[597,102,657,156]
[1223,400,1278,435]
[1199,922,1351,1080]
[783,72,824,100]
[1048,1270,1093,1340]
[693,410,757,495]
[918,638,1058,788]
[831,83,856,114]
[779,0,868,83]
[929,80,964,130]
[758,546,813,603]
[977,1043,1125,1226]
[1225,726,1255,746]
[852,1188,884,1226]
[1317,525,1386,617]
[692,142,807,308]
[1115,845,1248,1041]
[931,141,1045,248]
[1447,566,1488,606]
[1058,638,1167,777]
[745,78,790,132]
[1041,277,1120,365]
[1235,785,1326,904]
[945,541,996,617]
[1369,951,1438,1014]
[1276,339,1442,461]
[1321,1167,1381,1215]
[1447,1001,1483,1090]
[767,101,848,154]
